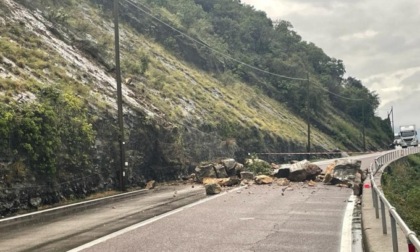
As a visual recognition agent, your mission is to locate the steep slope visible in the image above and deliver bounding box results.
[0,0,391,215]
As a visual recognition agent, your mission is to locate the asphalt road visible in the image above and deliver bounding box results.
[73,183,352,252]
[0,152,384,252]
[70,152,385,252]
[0,185,207,252]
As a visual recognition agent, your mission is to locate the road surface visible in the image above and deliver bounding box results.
[0,152,384,252]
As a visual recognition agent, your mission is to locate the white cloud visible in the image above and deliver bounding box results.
[242,0,420,131]
[339,30,378,41]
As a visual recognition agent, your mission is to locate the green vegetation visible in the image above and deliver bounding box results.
[245,153,272,176]
[0,86,95,177]
[382,154,420,234]
[0,0,394,187]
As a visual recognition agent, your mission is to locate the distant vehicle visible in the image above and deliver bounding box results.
[399,125,419,148]
[391,133,404,148]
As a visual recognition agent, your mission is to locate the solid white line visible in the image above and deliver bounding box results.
[340,194,356,252]
[67,186,243,252]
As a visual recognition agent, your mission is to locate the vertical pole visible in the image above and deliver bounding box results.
[306,73,311,159]
[390,213,398,252]
[391,106,394,134]
[374,190,379,219]
[362,101,366,152]
[114,0,126,191]
[380,199,387,234]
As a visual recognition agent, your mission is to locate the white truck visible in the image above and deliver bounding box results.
[399,125,419,148]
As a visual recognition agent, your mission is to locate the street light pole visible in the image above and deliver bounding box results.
[114,0,126,191]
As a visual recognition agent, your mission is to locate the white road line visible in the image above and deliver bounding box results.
[340,194,356,252]
[67,187,243,252]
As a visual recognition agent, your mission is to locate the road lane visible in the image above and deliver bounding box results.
[72,183,353,252]
[72,152,385,252]
[0,185,206,252]
[0,151,385,252]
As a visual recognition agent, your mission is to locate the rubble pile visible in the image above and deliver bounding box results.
[169,158,366,196]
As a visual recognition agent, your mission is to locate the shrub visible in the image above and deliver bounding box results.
[245,153,271,175]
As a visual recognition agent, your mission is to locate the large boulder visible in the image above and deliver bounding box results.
[306,164,322,181]
[323,159,364,188]
[195,163,217,182]
[221,158,236,171]
[205,183,222,195]
[214,164,228,178]
[333,159,362,183]
[288,160,310,182]
[274,164,291,178]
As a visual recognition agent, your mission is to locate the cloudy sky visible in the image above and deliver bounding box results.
[242,0,420,133]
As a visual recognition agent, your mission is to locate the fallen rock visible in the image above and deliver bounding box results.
[333,159,362,183]
[255,175,273,184]
[221,158,236,171]
[202,177,240,187]
[307,180,316,187]
[274,164,291,178]
[214,164,228,178]
[289,160,310,182]
[220,177,241,187]
[306,164,322,181]
[234,163,245,176]
[205,183,222,195]
[145,180,156,190]
[240,171,254,180]
[323,161,337,184]
[195,163,217,182]
[276,178,290,186]
[29,197,42,208]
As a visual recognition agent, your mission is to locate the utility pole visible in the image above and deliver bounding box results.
[306,73,311,159]
[114,0,126,191]
[390,106,394,133]
[362,101,366,152]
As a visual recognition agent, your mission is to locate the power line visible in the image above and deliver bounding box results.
[122,0,370,103]
[122,0,308,81]
[310,80,365,101]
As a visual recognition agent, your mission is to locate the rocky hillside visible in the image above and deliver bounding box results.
[0,0,391,216]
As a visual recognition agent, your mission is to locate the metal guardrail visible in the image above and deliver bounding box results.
[369,147,420,252]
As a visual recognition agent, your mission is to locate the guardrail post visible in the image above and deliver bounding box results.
[381,199,387,234]
[390,212,398,252]
[371,180,376,205]
[374,190,380,219]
